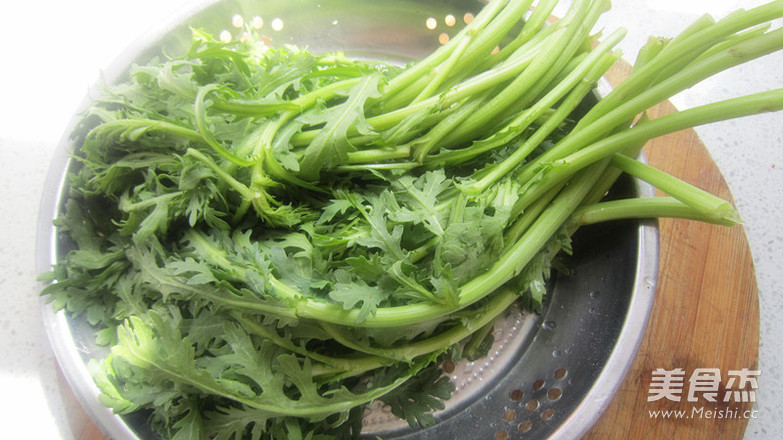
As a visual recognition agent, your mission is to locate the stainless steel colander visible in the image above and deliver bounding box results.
[37,1,658,438]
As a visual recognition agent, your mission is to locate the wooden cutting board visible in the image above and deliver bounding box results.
[56,59,760,440]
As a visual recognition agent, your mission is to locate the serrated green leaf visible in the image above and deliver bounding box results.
[298,74,383,179]
[328,269,387,323]
[388,169,451,237]
[170,401,205,440]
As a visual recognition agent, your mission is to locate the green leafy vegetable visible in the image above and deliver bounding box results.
[41,0,783,438]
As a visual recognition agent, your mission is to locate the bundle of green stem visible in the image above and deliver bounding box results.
[42,0,783,438]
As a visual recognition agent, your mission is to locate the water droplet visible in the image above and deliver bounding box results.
[589,290,600,299]
[552,349,562,358]
[643,276,655,288]
[542,320,556,330]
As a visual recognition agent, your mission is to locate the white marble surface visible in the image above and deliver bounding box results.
[0,0,780,438]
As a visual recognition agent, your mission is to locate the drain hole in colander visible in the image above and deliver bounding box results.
[500,367,570,434]
[518,420,533,432]
[494,430,509,440]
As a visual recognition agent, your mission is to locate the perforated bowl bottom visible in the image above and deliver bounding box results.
[37,1,658,439]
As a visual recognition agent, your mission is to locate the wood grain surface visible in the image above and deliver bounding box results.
[56,60,760,440]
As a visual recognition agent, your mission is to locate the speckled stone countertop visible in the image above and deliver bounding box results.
[0,1,780,438]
